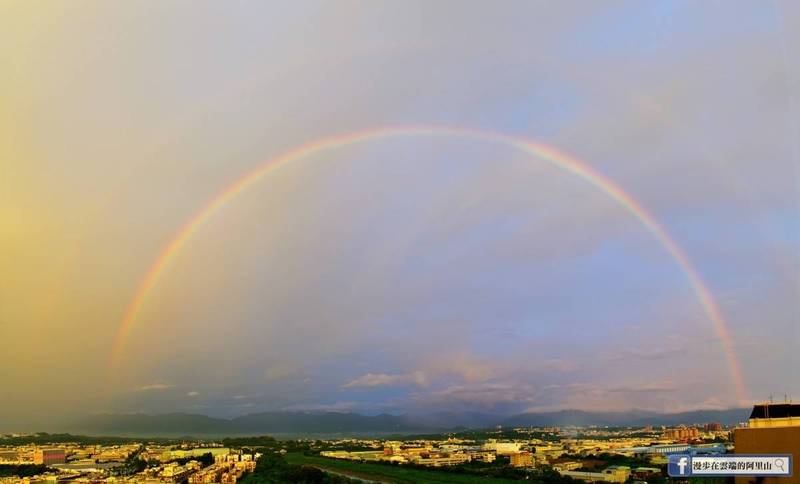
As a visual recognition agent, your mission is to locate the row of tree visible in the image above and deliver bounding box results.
[0,464,51,478]
[240,452,355,484]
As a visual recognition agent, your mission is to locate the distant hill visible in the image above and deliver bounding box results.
[74,407,750,436]
[501,408,751,428]
[77,412,232,435]
[76,412,425,437]
[230,412,418,433]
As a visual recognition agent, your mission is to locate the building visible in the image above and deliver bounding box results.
[160,463,193,482]
[631,467,661,479]
[33,448,66,465]
[553,461,583,472]
[473,452,496,463]
[559,466,631,483]
[412,453,471,466]
[320,450,383,461]
[734,403,800,484]
[622,443,726,455]
[0,451,18,463]
[483,441,523,455]
[663,426,699,441]
[163,447,230,461]
[510,451,534,468]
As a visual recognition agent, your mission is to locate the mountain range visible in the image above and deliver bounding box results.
[70,407,751,437]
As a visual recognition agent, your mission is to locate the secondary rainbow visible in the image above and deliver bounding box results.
[107,125,750,405]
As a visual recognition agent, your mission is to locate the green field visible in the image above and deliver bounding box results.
[285,453,519,483]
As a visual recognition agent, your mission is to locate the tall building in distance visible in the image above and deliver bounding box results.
[663,426,700,441]
[735,402,800,484]
[33,448,66,465]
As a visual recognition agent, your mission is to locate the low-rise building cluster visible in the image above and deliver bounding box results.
[0,422,735,483]
[314,423,734,482]
[0,441,257,484]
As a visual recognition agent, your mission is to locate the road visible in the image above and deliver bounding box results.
[309,465,391,483]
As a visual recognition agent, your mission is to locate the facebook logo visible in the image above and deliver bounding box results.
[668,454,692,476]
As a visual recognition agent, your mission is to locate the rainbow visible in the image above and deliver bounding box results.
[107,125,749,405]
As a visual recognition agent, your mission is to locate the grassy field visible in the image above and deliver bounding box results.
[285,453,519,483]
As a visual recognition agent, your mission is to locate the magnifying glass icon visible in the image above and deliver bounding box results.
[774,459,786,472]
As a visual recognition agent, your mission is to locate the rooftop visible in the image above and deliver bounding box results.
[749,403,800,420]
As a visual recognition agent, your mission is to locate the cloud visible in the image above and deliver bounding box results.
[606,381,678,394]
[282,401,358,412]
[137,383,174,392]
[343,371,428,388]
[522,380,690,413]
[606,347,687,362]
[538,359,582,373]
[665,397,738,413]
[410,380,539,410]
[424,354,496,383]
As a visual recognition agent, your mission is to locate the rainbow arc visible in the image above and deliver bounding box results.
[107,125,749,406]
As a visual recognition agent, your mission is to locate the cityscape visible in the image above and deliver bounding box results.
[2,1,799,483]
[1,403,799,482]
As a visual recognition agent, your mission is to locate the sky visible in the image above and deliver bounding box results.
[1,1,799,430]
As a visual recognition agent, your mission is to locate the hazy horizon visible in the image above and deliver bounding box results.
[2,405,755,436]
[2,1,799,431]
